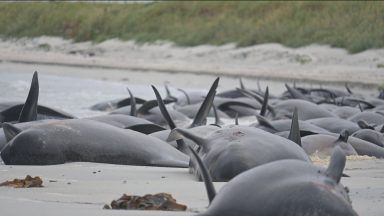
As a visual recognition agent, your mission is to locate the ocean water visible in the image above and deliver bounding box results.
[0,62,378,119]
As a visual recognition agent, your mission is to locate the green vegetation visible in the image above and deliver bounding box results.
[0,1,383,53]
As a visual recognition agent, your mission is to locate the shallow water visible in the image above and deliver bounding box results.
[0,62,378,118]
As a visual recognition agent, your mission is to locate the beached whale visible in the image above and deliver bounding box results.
[191,146,357,216]
[1,119,189,167]
[301,130,357,156]
[171,124,310,181]
[0,72,74,125]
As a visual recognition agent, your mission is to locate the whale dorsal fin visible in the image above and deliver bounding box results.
[164,84,177,103]
[235,113,239,125]
[325,146,346,183]
[177,88,191,105]
[126,88,136,117]
[191,78,219,128]
[337,129,349,143]
[152,85,189,152]
[212,105,223,125]
[260,86,269,116]
[257,79,261,92]
[19,71,39,122]
[255,114,277,131]
[152,85,176,129]
[137,100,159,115]
[357,103,363,112]
[2,123,22,142]
[288,108,301,146]
[346,98,375,109]
[345,83,353,94]
[188,145,216,204]
[339,96,345,106]
[165,84,172,98]
[238,88,264,104]
[116,97,146,108]
[239,78,245,90]
[238,88,276,117]
[285,83,309,101]
[357,120,375,130]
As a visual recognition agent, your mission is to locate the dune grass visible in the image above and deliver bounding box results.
[0,1,383,53]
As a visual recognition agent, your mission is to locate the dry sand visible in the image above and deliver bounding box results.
[0,36,383,86]
[0,158,383,216]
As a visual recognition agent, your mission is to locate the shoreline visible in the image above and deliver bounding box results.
[1,37,383,87]
[2,59,381,89]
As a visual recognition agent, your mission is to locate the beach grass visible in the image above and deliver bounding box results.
[0,1,383,53]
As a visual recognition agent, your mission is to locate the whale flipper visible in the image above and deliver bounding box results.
[2,123,22,142]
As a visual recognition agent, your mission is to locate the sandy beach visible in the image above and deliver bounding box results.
[0,65,383,216]
[0,37,384,216]
[0,37,383,86]
[0,158,383,216]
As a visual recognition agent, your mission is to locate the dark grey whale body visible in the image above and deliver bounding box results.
[86,114,166,134]
[138,106,190,128]
[348,111,384,125]
[352,129,384,148]
[301,133,357,156]
[347,136,384,158]
[1,119,189,167]
[253,115,330,135]
[0,104,75,123]
[0,119,58,151]
[173,125,310,181]
[90,97,146,111]
[194,147,357,216]
[273,99,336,120]
[306,117,360,134]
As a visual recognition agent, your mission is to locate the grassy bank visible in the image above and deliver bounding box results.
[0,1,383,53]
